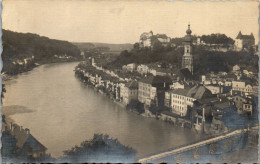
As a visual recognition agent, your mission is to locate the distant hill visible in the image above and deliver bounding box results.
[2,29,81,74]
[73,42,133,52]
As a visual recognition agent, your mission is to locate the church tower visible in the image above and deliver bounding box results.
[182,24,193,74]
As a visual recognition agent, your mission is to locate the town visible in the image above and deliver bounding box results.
[75,24,259,137]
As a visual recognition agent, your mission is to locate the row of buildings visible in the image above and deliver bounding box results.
[75,59,257,135]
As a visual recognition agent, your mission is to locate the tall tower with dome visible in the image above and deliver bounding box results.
[182,24,193,74]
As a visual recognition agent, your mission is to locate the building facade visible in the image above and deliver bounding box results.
[235,31,255,51]
[121,81,138,105]
[170,86,214,117]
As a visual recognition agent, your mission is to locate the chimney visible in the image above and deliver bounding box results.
[10,122,13,131]
[25,128,30,134]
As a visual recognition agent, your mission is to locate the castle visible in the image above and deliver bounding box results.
[139,31,171,48]
[235,31,255,51]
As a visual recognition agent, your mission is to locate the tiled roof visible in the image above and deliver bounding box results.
[139,75,172,85]
[195,97,219,104]
[155,34,168,39]
[236,31,254,40]
[171,88,190,96]
[11,125,47,152]
[22,134,47,152]
[171,85,213,99]
[213,101,231,109]
[125,81,138,89]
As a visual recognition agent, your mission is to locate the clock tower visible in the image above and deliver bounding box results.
[182,24,193,74]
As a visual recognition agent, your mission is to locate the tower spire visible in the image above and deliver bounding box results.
[182,24,193,75]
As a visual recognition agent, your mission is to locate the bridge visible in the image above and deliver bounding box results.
[138,129,248,163]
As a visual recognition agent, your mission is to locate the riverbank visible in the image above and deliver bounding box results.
[2,58,83,80]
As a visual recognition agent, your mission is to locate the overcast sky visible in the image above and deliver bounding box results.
[2,0,259,44]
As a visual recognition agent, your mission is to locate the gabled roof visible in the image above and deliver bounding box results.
[11,125,47,152]
[155,34,168,39]
[171,88,190,96]
[236,31,255,40]
[139,75,172,85]
[171,85,213,100]
[22,134,47,152]
[187,86,212,99]
[213,101,231,109]
[125,81,138,89]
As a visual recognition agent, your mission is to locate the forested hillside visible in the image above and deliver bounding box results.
[2,29,81,74]
[108,44,258,76]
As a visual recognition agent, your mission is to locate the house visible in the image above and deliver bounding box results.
[231,93,254,116]
[231,81,253,95]
[235,31,255,51]
[139,31,153,47]
[232,65,240,72]
[121,81,138,105]
[210,100,246,135]
[170,85,214,117]
[170,81,185,90]
[122,63,136,72]
[138,76,172,107]
[192,97,220,133]
[137,64,149,75]
[10,123,47,159]
[205,84,222,94]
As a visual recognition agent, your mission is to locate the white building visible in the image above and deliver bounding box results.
[137,64,149,75]
[231,81,253,95]
[170,82,185,90]
[120,81,138,105]
[232,65,240,72]
[170,86,214,117]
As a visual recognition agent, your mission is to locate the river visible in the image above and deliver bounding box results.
[2,62,202,158]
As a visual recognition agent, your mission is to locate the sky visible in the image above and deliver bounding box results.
[2,0,259,44]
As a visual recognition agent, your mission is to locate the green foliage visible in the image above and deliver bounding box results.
[62,134,137,162]
[201,34,235,46]
[2,29,81,60]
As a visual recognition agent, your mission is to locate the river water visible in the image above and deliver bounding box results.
[3,62,201,158]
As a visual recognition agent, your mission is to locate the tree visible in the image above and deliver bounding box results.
[152,40,163,52]
[61,134,137,163]
[133,42,140,51]
[1,128,19,161]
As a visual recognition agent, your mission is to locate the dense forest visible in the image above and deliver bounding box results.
[2,29,81,74]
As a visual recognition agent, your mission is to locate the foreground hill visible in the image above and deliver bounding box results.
[2,29,81,74]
